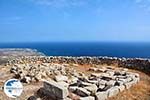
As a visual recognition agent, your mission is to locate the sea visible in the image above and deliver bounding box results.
[0,42,150,58]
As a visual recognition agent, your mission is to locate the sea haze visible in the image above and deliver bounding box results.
[0,42,150,58]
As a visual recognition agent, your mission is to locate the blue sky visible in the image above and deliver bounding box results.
[0,0,150,42]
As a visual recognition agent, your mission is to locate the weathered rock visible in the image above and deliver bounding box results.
[115,80,124,86]
[68,76,78,84]
[97,68,106,72]
[57,81,69,88]
[55,75,68,82]
[98,84,105,90]
[106,80,116,86]
[95,91,108,100]
[36,88,56,99]
[69,86,78,92]
[44,80,69,99]
[107,71,114,76]
[84,84,98,94]
[98,79,107,85]
[107,86,119,97]
[76,87,91,97]
[87,80,98,84]
[81,82,93,87]
[80,96,95,100]
[91,73,101,77]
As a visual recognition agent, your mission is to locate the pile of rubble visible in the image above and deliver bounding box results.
[10,63,140,100]
[10,63,76,84]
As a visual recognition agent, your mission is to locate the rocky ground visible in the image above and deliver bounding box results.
[0,49,149,100]
[0,62,149,100]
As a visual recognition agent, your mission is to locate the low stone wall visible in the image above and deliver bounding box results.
[8,56,150,75]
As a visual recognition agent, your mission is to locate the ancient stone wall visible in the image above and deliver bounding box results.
[8,56,150,74]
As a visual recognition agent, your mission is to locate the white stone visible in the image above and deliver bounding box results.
[95,91,108,100]
[44,80,69,99]
[87,80,98,84]
[107,86,119,97]
[106,80,116,86]
[98,84,105,90]
[76,87,91,97]
[98,79,107,85]
[81,82,93,86]
[80,96,95,100]
[55,75,68,82]
[91,73,101,77]
[57,81,69,88]
[69,76,78,84]
[84,84,98,94]
[69,86,78,92]
[97,68,106,72]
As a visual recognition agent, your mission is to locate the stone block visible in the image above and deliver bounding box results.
[44,80,69,99]
[81,82,93,87]
[76,87,91,97]
[87,80,98,84]
[91,73,101,77]
[98,79,107,85]
[107,86,119,97]
[98,84,105,90]
[84,84,98,94]
[106,80,116,86]
[95,91,108,100]
[55,75,68,82]
[57,81,69,88]
[69,86,78,92]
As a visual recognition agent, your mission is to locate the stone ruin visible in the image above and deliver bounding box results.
[10,63,140,100]
[8,56,150,75]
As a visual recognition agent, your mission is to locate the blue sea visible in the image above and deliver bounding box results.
[0,42,150,58]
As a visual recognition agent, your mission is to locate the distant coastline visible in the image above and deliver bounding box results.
[0,42,150,58]
[0,48,44,56]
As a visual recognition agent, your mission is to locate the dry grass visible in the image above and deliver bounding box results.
[109,71,150,100]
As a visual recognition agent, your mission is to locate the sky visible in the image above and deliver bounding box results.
[0,0,150,43]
